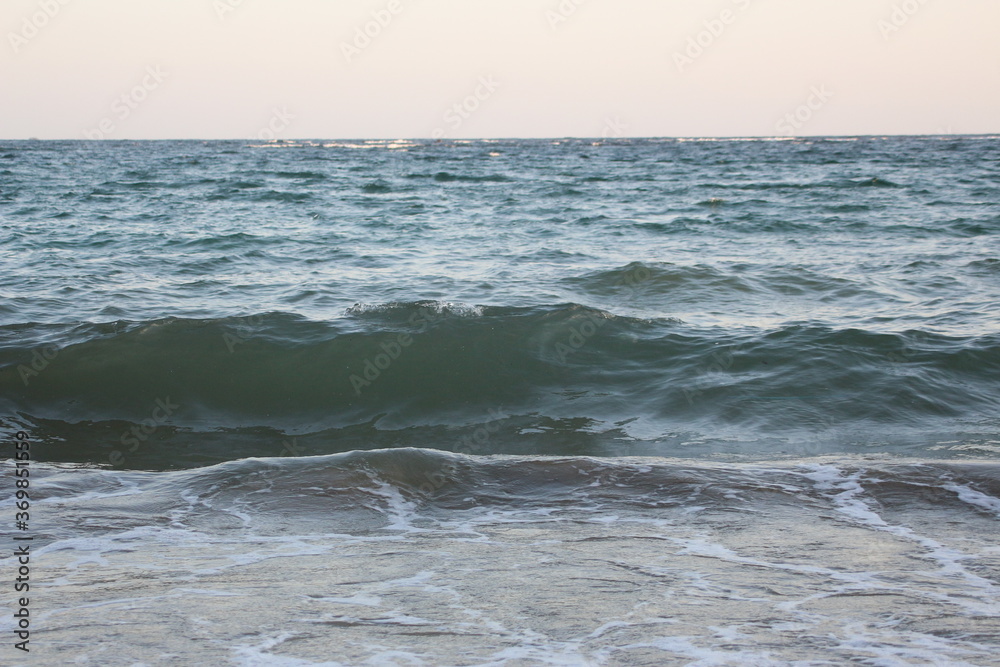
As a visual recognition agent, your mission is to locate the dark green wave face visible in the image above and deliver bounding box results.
[1,305,999,468]
[2,137,999,469]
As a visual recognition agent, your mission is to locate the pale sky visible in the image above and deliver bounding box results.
[2,0,998,139]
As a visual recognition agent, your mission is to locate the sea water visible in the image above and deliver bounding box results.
[1,136,999,665]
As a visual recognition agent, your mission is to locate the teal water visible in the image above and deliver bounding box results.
[2,137,1000,665]
[2,137,999,466]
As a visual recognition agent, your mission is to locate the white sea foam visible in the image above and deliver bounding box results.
[944,482,1000,517]
[800,464,1000,615]
[232,633,345,667]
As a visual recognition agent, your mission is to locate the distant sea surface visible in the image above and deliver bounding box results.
[2,137,1000,665]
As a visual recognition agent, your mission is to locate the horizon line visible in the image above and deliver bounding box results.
[3,133,997,142]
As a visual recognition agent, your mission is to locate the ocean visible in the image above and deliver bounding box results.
[2,136,1000,665]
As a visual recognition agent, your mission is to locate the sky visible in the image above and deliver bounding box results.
[2,0,998,139]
